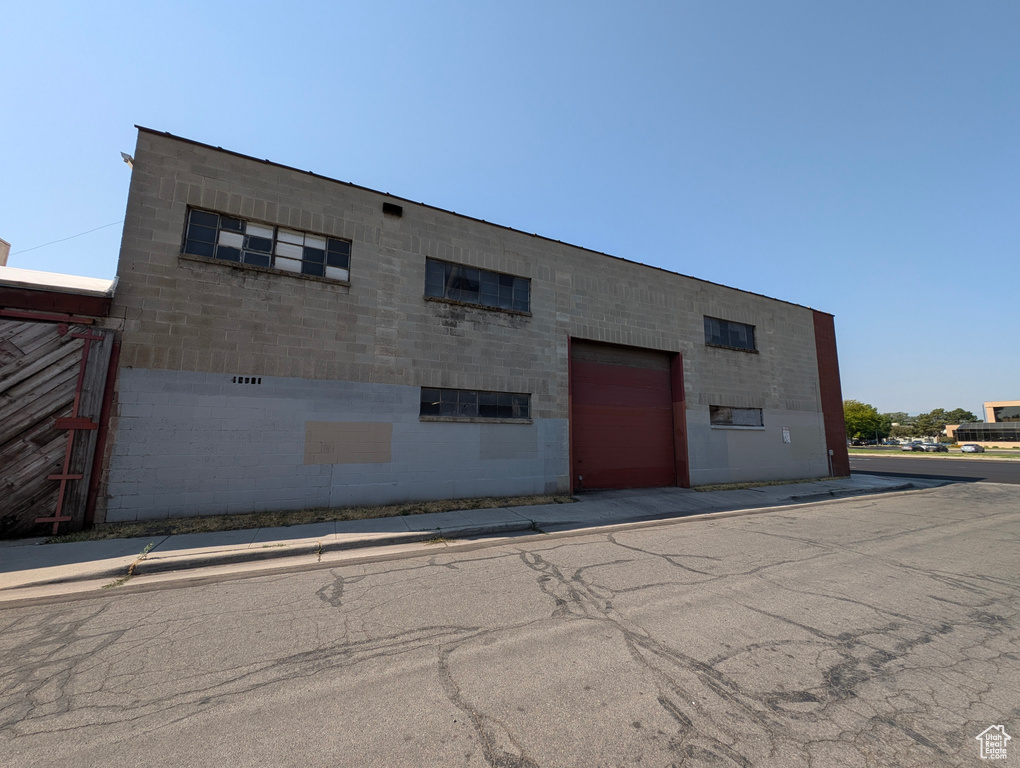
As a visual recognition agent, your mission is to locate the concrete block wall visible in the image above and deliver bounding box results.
[106,369,567,522]
[101,128,839,518]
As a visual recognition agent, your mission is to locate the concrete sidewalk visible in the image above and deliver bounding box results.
[0,473,940,594]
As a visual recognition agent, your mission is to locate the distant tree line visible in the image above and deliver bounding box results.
[843,401,978,442]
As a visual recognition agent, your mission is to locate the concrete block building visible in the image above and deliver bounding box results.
[98,127,849,523]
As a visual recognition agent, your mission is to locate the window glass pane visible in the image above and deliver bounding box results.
[327,251,351,270]
[420,388,441,416]
[425,259,445,297]
[245,235,273,253]
[305,234,326,249]
[513,279,530,312]
[480,272,499,306]
[450,267,479,302]
[327,239,350,255]
[457,390,477,417]
[301,260,325,277]
[185,239,215,257]
[189,210,219,227]
[187,223,217,243]
[513,394,529,419]
[244,251,272,268]
[278,228,303,245]
[220,215,243,232]
[215,246,241,262]
[303,247,325,265]
[479,392,498,418]
[440,389,458,416]
[497,392,512,418]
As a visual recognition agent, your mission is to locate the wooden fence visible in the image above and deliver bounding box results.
[0,318,113,537]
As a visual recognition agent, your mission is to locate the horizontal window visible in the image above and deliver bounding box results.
[704,316,756,352]
[183,208,351,281]
[992,406,1020,423]
[710,406,763,427]
[420,388,530,420]
[957,427,1019,442]
[425,258,530,312]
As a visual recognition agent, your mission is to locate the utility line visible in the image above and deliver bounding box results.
[10,220,124,256]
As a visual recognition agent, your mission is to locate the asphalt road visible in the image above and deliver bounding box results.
[850,454,1020,484]
[1,483,1018,767]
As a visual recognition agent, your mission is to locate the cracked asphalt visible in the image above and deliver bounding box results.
[1,482,1017,767]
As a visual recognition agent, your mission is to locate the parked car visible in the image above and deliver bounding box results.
[901,442,925,451]
[922,443,948,452]
[960,443,985,453]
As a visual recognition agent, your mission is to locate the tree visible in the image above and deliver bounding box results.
[945,408,978,424]
[843,400,891,441]
[913,409,948,441]
[890,424,915,439]
[883,412,911,425]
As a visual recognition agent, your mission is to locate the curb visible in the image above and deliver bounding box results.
[2,481,935,591]
[787,482,915,503]
[130,520,538,577]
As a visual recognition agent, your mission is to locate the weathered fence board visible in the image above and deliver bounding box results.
[0,319,112,537]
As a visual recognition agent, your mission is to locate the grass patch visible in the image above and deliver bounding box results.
[48,494,575,544]
[693,477,832,493]
[101,540,156,589]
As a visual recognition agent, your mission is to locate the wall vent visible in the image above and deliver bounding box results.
[382,202,403,217]
[231,376,262,385]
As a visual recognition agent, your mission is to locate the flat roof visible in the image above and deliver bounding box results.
[137,126,832,317]
[0,266,116,297]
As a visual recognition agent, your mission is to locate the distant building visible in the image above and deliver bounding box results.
[953,400,1020,446]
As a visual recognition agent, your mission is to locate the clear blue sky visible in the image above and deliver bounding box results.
[3,1,1017,417]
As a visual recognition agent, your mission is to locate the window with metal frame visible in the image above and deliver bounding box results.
[424,258,530,312]
[704,316,756,352]
[709,405,764,427]
[183,208,351,281]
[420,388,530,420]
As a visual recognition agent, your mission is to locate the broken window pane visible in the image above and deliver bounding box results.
[424,258,530,313]
[421,388,530,421]
[182,207,352,284]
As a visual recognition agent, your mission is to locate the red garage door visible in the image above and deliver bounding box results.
[570,340,684,490]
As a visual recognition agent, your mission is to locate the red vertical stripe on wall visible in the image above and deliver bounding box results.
[813,311,850,477]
